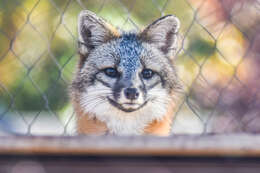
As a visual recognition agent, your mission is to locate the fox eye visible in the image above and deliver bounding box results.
[142,69,154,79]
[104,68,119,78]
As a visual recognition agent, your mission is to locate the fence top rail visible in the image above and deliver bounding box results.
[0,133,260,157]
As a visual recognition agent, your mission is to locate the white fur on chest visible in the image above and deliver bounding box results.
[90,102,166,135]
[105,115,150,135]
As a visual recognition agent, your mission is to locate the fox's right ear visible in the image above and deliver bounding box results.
[78,10,119,56]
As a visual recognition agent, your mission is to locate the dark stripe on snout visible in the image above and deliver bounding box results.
[96,78,112,88]
[146,80,161,90]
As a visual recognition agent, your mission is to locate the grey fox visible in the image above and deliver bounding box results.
[70,10,181,136]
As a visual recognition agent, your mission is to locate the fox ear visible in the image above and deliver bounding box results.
[140,15,180,58]
[78,10,119,56]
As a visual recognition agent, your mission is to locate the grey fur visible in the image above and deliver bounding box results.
[71,10,181,115]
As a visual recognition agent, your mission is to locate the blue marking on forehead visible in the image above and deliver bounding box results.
[117,33,142,80]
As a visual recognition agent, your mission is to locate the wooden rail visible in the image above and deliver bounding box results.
[1,134,260,173]
[0,133,260,157]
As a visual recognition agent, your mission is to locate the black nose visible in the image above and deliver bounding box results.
[124,88,139,100]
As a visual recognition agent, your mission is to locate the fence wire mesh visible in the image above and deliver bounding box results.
[0,0,260,135]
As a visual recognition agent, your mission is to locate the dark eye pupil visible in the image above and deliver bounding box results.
[142,69,154,79]
[104,68,118,78]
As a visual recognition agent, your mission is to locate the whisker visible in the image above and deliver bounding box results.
[82,99,107,113]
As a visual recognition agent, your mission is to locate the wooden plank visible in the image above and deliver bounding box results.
[0,134,260,157]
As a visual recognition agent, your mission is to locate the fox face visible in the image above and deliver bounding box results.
[71,11,180,135]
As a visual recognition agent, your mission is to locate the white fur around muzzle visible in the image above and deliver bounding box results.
[79,84,170,135]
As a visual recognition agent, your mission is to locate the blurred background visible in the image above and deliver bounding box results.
[0,0,260,135]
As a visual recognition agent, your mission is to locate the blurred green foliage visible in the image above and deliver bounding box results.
[188,38,215,57]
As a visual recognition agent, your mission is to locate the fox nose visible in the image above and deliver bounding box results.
[124,88,139,100]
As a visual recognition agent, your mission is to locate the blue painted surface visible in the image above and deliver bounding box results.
[117,34,143,81]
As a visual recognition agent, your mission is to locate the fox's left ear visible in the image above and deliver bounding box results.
[139,15,180,59]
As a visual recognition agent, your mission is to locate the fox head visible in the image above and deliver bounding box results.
[71,10,181,135]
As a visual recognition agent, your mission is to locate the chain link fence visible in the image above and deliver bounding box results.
[0,0,260,136]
